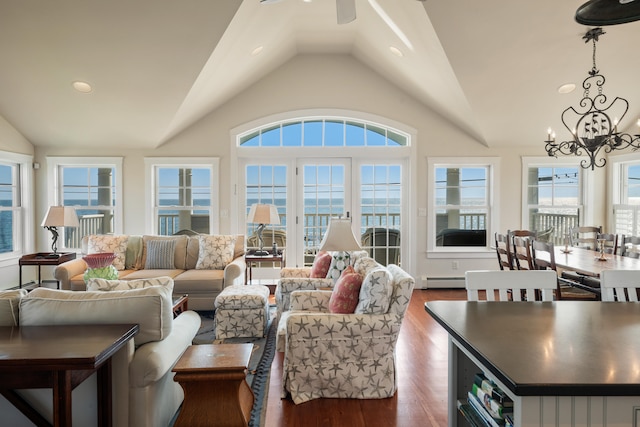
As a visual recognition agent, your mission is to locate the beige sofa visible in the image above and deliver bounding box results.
[54,234,246,311]
[0,282,200,427]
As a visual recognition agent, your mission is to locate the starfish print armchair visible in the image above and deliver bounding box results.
[280,263,414,404]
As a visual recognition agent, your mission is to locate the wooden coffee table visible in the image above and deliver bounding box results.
[172,343,254,427]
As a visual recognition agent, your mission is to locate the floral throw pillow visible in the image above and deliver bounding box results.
[310,251,332,278]
[327,251,352,282]
[196,235,237,270]
[328,265,363,314]
[87,235,128,271]
[355,267,393,314]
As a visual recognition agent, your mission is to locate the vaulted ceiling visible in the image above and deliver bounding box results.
[1,0,638,150]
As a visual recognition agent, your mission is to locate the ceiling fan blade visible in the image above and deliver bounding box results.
[336,0,356,24]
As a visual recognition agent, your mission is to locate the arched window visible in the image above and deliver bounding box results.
[233,112,414,277]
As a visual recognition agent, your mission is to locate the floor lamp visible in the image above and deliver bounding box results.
[247,203,280,256]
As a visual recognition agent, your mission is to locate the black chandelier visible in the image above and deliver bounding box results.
[544,27,640,170]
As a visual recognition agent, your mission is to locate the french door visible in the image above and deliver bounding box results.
[296,158,353,267]
[243,157,404,269]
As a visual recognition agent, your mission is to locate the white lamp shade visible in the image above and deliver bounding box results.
[319,217,362,252]
[247,204,280,225]
[41,206,80,227]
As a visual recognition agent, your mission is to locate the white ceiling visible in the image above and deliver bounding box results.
[1,0,639,150]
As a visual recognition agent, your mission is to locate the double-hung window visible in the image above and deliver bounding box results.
[47,157,123,251]
[611,154,640,236]
[0,151,33,259]
[427,157,499,254]
[522,160,582,244]
[145,158,219,235]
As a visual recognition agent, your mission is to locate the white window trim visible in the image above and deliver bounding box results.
[427,157,500,258]
[0,151,34,265]
[608,151,640,234]
[46,156,124,235]
[144,157,220,235]
[521,156,593,229]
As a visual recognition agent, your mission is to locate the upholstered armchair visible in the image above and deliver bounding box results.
[280,263,415,404]
[275,250,368,318]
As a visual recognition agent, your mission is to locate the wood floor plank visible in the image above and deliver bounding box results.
[264,288,467,426]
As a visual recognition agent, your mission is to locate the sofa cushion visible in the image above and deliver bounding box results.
[196,235,237,270]
[145,239,176,269]
[86,276,174,292]
[172,269,225,294]
[0,289,28,326]
[138,235,188,270]
[310,251,332,278]
[355,267,393,314]
[88,234,129,270]
[328,265,363,314]
[20,286,174,346]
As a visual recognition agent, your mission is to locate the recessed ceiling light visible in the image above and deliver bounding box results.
[557,83,576,94]
[389,46,404,57]
[251,46,264,56]
[72,81,92,93]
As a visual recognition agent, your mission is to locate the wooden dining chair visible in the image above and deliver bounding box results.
[465,270,557,301]
[600,270,640,302]
[512,236,534,270]
[569,226,602,250]
[531,240,600,300]
[494,232,514,270]
[621,235,640,258]
[596,232,618,255]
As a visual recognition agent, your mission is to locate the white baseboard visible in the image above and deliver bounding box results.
[421,277,465,289]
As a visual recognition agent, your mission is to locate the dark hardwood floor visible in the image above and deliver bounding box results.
[264,288,468,427]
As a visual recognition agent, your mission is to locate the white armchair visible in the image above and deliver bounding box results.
[280,263,414,404]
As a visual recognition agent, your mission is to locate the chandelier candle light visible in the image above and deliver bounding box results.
[544,27,640,170]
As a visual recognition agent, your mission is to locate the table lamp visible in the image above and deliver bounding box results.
[319,216,362,276]
[247,203,280,256]
[41,206,80,254]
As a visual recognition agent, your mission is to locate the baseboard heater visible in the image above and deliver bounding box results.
[424,277,465,289]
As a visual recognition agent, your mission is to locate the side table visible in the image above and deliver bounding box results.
[245,251,284,284]
[18,252,76,289]
[172,343,254,427]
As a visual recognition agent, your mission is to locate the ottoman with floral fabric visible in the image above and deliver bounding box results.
[214,284,270,339]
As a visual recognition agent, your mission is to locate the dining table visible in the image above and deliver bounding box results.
[551,245,640,277]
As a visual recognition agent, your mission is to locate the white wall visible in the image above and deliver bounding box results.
[28,54,606,287]
[0,116,34,289]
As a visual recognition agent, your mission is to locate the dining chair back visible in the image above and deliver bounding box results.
[621,235,640,258]
[531,239,599,300]
[494,232,514,270]
[465,270,557,301]
[512,236,534,270]
[600,270,640,302]
[596,233,618,255]
[570,226,602,250]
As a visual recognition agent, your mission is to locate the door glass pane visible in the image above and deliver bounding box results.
[303,164,345,265]
[245,165,288,253]
[360,164,401,265]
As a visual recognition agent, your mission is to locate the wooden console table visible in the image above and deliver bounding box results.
[19,252,76,289]
[0,323,138,427]
[245,251,283,284]
[172,344,254,427]
[425,301,640,427]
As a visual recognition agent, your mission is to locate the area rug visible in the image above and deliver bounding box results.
[188,306,278,427]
